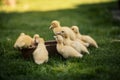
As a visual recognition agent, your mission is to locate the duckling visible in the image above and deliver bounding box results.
[58,30,89,54]
[54,35,83,58]
[71,26,98,48]
[49,20,76,40]
[33,38,49,65]
[14,33,34,49]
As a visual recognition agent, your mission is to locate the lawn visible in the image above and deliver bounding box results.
[0,0,120,80]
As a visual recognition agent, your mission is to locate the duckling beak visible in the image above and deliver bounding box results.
[56,32,61,35]
[53,36,57,39]
[49,25,53,29]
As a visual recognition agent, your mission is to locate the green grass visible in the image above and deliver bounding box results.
[0,0,120,80]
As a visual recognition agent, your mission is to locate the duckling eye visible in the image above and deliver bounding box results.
[72,28,74,30]
[61,31,64,33]
[52,23,55,25]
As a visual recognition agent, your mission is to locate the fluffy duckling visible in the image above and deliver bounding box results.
[54,35,83,58]
[71,26,98,48]
[33,37,49,65]
[58,30,89,54]
[49,20,76,40]
[14,33,34,49]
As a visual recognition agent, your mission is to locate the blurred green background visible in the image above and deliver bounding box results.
[0,0,120,80]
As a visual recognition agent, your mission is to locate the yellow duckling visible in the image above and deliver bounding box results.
[14,33,34,49]
[58,30,89,54]
[71,26,98,48]
[33,37,49,65]
[49,20,76,40]
[54,35,83,58]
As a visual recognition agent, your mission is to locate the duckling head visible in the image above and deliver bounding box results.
[33,34,40,43]
[35,37,45,44]
[54,35,63,43]
[71,26,79,34]
[49,20,60,29]
[33,34,40,39]
[20,32,25,36]
[59,30,69,39]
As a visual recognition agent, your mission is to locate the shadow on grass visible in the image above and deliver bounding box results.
[0,2,119,26]
[0,1,119,39]
[0,1,120,80]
